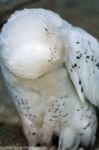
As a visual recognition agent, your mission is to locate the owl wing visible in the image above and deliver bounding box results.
[63,27,99,107]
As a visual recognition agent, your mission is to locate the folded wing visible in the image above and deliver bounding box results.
[63,27,99,107]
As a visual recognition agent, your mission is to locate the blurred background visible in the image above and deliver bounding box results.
[0,0,99,149]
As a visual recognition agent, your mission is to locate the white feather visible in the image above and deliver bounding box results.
[0,8,97,149]
[62,25,99,107]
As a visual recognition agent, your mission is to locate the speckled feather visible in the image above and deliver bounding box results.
[62,27,99,107]
[0,9,97,150]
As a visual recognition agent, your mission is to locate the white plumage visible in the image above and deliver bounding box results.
[0,8,97,150]
[62,26,99,107]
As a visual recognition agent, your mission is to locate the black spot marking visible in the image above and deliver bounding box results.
[48,60,52,62]
[76,41,80,44]
[76,53,82,59]
[60,96,63,99]
[72,63,77,69]
[32,132,36,135]
[65,95,68,98]
[86,115,92,119]
[27,107,30,109]
[78,66,80,69]
[49,118,53,121]
[81,87,83,93]
[54,108,59,113]
[58,110,62,113]
[62,113,68,117]
[62,102,65,106]
[80,133,84,136]
[86,56,90,59]
[76,50,80,54]
[91,55,94,61]
[24,114,27,117]
[76,109,80,111]
[21,99,24,105]
[83,123,91,130]
[76,56,80,59]
[74,63,77,67]
[79,79,81,85]
[51,115,58,118]
[44,28,48,32]
[48,110,51,112]
[96,63,99,69]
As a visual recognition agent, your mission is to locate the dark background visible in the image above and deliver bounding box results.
[0,0,99,149]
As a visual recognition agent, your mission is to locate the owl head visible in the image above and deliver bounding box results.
[0,8,71,79]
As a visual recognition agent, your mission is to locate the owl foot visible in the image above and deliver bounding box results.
[58,126,80,150]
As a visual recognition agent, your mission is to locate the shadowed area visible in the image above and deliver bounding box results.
[0,121,28,147]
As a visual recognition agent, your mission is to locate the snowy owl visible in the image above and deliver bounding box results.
[0,9,97,150]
